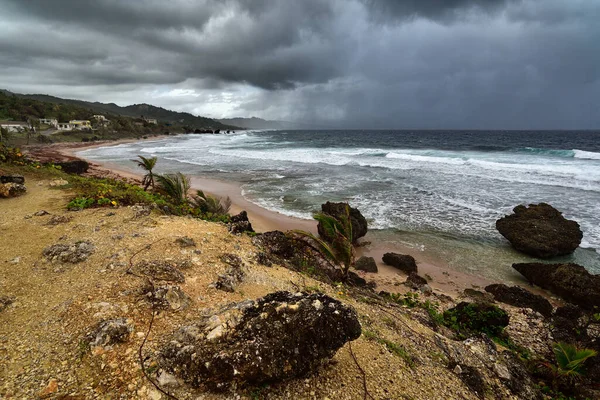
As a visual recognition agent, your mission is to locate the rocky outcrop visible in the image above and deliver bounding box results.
[318,202,368,243]
[355,256,377,273]
[382,253,418,274]
[214,254,245,292]
[496,203,582,258]
[142,283,191,311]
[405,272,428,290]
[485,284,553,317]
[512,263,600,309]
[175,236,196,248]
[0,182,26,198]
[55,160,89,175]
[86,318,133,348]
[43,241,95,263]
[0,174,25,184]
[134,260,185,283]
[228,211,254,234]
[160,291,361,389]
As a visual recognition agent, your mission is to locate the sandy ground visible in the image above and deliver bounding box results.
[0,172,494,400]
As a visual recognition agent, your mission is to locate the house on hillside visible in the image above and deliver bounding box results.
[69,120,92,130]
[92,115,107,121]
[0,121,28,132]
[144,117,157,125]
[57,123,74,131]
[39,118,58,127]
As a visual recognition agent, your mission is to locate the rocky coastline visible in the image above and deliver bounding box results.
[0,141,599,399]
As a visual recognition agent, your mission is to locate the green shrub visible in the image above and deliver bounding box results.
[443,302,509,338]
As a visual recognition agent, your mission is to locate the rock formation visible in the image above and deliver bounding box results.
[160,291,361,389]
[496,203,582,258]
[512,262,600,309]
[355,256,377,273]
[382,253,418,274]
[485,284,553,317]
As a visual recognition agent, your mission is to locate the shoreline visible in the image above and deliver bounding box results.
[28,137,547,299]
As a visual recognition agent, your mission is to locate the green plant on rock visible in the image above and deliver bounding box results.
[155,172,190,205]
[131,155,158,190]
[293,205,355,277]
[190,190,231,215]
[544,342,597,388]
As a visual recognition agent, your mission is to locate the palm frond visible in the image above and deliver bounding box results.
[190,190,231,215]
[155,172,190,205]
[553,342,598,376]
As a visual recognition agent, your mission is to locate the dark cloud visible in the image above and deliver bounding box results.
[0,0,599,129]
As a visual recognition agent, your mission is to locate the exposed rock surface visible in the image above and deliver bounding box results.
[46,215,72,226]
[175,236,196,248]
[0,182,26,198]
[318,202,368,243]
[405,272,429,290]
[134,260,186,283]
[55,160,89,175]
[142,283,191,311]
[0,174,25,184]
[382,253,418,274]
[485,284,553,317]
[86,318,133,348]
[43,241,95,263]
[355,256,377,273]
[160,291,361,389]
[228,211,254,234]
[512,262,600,309]
[496,203,582,258]
[214,254,246,292]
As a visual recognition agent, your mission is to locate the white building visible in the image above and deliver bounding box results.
[92,115,107,121]
[39,118,58,127]
[144,117,158,125]
[0,121,28,132]
[57,123,74,131]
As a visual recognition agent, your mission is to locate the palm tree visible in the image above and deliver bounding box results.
[293,205,355,277]
[190,190,231,215]
[132,155,158,191]
[155,172,190,205]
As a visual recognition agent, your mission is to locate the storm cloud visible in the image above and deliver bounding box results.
[0,0,598,129]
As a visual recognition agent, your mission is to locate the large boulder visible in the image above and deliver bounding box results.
[512,263,600,309]
[318,202,368,243]
[495,203,582,258]
[0,175,25,184]
[228,211,254,234]
[43,241,95,263]
[355,256,377,273]
[55,160,89,175]
[484,284,553,317]
[160,291,361,389]
[382,253,418,274]
[0,182,26,198]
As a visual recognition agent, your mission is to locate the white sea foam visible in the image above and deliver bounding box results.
[574,149,600,160]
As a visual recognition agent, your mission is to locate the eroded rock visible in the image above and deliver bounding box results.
[485,284,553,317]
[512,262,600,309]
[160,291,361,389]
[134,260,186,283]
[0,295,15,312]
[214,254,245,292]
[87,318,133,348]
[382,253,418,274]
[0,182,26,198]
[496,203,582,258]
[142,282,192,311]
[355,256,377,273]
[228,211,254,234]
[43,241,95,263]
[175,236,196,248]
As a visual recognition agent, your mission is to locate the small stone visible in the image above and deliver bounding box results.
[39,379,58,398]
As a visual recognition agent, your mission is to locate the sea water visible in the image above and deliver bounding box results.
[79,130,600,280]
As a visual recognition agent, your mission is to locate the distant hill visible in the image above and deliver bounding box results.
[217,117,287,130]
[2,90,238,130]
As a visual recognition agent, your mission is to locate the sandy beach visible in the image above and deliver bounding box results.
[17,137,515,299]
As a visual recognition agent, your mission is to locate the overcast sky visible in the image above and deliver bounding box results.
[1,0,598,129]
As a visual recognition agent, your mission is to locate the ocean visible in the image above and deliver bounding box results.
[78,130,600,280]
